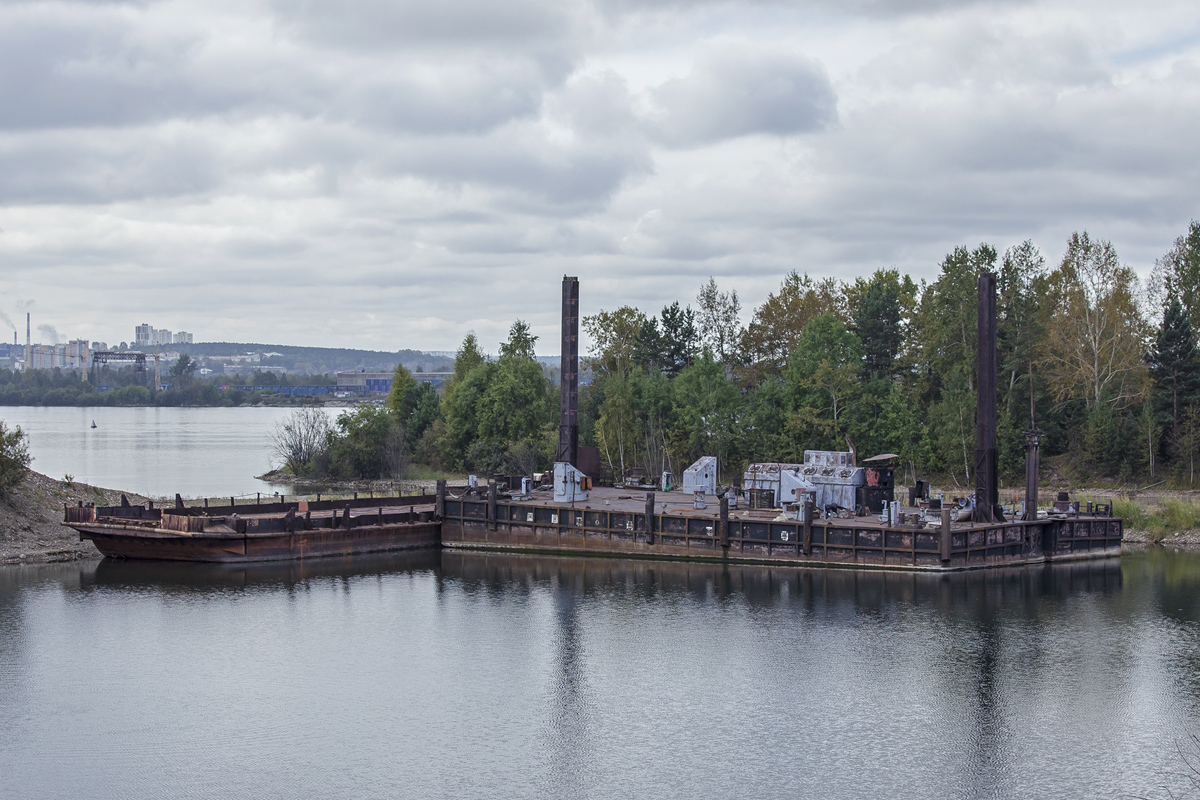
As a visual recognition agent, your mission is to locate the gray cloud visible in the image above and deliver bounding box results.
[645,44,837,147]
[37,324,61,343]
[0,0,1196,353]
[274,0,589,49]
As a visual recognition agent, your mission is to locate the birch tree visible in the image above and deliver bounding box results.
[1040,232,1150,412]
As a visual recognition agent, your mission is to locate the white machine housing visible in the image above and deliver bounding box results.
[681,456,718,495]
[553,462,591,503]
[800,450,864,510]
[779,468,815,504]
[743,463,803,505]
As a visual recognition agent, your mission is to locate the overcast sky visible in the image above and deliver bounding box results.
[2,0,1198,354]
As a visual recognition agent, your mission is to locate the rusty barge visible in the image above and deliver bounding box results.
[61,274,1123,570]
[63,494,440,563]
[61,481,1120,570]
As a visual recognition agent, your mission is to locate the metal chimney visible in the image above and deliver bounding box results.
[973,273,1003,522]
[25,312,30,367]
[554,276,579,467]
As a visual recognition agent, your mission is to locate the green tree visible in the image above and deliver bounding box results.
[583,306,646,381]
[1040,232,1149,413]
[671,351,743,471]
[851,268,914,380]
[1148,292,1200,430]
[738,271,845,385]
[385,364,419,419]
[169,354,198,389]
[784,314,863,451]
[696,277,741,364]
[1154,220,1200,331]
[0,421,32,498]
[478,320,554,452]
[327,404,405,479]
[437,334,498,469]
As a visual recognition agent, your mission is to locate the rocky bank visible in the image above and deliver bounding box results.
[0,471,149,564]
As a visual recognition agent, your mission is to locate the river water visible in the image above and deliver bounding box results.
[0,406,337,497]
[1,547,1198,799]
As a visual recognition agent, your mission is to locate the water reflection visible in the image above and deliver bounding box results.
[86,550,442,593]
[442,551,1124,620]
[1,550,1197,800]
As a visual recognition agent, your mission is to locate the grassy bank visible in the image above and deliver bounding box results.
[1112,497,1200,543]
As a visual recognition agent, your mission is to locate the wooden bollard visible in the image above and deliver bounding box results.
[644,491,655,544]
[803,499,813,556]
[436,479,446,519]
[719,495,729,548]
[488,483,498,531]
[940,508,952,563]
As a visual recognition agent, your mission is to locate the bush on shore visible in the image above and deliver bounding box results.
[0,421,31,499]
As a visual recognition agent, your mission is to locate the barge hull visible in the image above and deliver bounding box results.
[440,491,1122,572]
[76,523,441,563]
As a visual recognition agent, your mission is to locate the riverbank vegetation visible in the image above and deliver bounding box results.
[0,421,31,499]
[410,225,1200,490]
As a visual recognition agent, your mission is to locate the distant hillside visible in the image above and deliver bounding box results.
[174,343,455,375]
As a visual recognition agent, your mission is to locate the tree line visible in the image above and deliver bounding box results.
[0,358,326,407]
[361,225,1200,489]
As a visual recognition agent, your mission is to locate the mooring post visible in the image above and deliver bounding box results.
[719,495,729,548]
[645,491,655,543]
[436,479,446,519]
[940,508,952,563]
[488,482,498,531]
[803,498,813,556]
[1024,428,1041,521]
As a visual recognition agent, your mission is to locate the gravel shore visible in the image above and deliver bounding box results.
[0,471,149,565]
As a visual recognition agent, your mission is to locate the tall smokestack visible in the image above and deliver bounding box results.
[25,312,30,367]
[974,273,1003,522]
[555,276,579,466]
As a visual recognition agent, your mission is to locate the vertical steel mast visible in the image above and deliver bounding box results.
[555,276,579,467]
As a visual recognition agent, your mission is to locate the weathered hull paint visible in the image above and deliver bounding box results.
[439,496,1122,572]
[74,522,441,563]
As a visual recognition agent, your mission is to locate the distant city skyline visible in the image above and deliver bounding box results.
[2,0,1198,353]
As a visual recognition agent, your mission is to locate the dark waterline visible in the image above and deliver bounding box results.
[1,549,1198,799]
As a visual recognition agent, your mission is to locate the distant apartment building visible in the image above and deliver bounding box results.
[24,339,90,371]
[135,323,195,348]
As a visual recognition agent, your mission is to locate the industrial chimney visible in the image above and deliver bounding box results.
[25,312,30,368]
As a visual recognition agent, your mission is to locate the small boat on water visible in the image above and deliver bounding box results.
[63,494,439,563]
[90,420,97,428]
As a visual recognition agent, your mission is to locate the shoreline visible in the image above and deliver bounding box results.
[0,472,150,565]
[6,468,1200,566]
